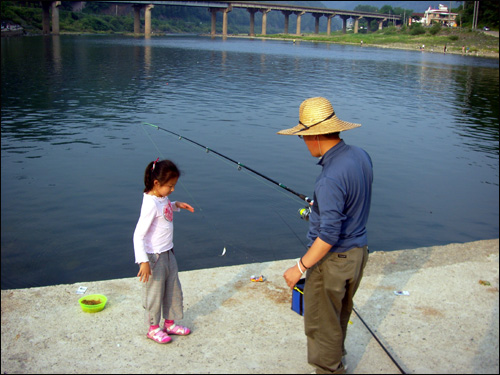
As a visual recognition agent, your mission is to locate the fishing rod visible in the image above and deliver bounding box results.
[141,122,403,372]
[143,122,313,207]
[353,306,406,374]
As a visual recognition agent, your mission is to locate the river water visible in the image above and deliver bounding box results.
[1,35,498,289]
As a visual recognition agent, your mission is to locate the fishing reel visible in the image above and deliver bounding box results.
[298,206,311,221]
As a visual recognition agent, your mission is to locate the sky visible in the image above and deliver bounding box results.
[321,1,462,13]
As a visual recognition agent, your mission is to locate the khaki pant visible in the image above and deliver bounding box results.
[143,250,184,326]
[304,246,369,374]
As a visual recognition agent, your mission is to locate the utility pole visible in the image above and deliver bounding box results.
[472,1,475,29]
[449,1,451,26]
[472,1,479,30]
[475,1,480,29]
[460,1,464,29]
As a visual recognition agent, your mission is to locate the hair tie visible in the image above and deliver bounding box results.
[151,157,159,171]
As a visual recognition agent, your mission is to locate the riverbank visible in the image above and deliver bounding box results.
[2,239,498,374]
[222,30,499,59]
[1,29,23,37]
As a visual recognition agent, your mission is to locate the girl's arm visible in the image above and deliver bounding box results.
[137,262,151,283]
[174,201,195,212]
[133,197,156,264]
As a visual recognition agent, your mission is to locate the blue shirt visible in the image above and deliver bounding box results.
[307,140,373,252]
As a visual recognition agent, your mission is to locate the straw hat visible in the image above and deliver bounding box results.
[277,97,361,136]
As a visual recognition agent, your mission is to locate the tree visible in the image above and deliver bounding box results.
[354,5,379,13]
[379,5,393,15]
[460,1,499,28]
[82,3,111,14]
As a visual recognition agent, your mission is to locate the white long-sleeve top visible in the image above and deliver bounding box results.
[133,193,180,264]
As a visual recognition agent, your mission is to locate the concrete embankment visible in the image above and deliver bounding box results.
[1,239,498,374]
[1,29,24,37]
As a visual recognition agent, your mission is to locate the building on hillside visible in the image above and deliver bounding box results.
[413,4,458,27]
[409,12,424,25]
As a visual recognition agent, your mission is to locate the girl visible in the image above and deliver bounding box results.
[133,158,195,344]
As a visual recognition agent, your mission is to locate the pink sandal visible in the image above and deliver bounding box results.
[147,327,172,344]
[165,323,191,336]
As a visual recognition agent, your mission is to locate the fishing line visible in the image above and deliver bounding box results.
[142,122,312,206]
[140,122,314,260]
[140,123,229,256]
[275,210,308,250]
[140,122,312,261]
[140,123,403,371]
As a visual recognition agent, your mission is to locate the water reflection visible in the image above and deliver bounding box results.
[45,35,62,74]
[1,35,498,289]
[144,43,152,75]
[455,66,499,158]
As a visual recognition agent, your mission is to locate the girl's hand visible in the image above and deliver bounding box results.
[137,262,152,283]
[175,201,195,212]
[283,263,303,289]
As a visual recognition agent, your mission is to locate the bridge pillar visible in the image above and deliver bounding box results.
[51,1,60,35]
[281,10,292,34]
[222,6,232,36]
[133,4,154,36]
[327,14,335,36]
[364,17,375,32]
[312,13,322,35]
[247,9,258,36]
[209,8,230,36]
[378,19,385,30]
[41,1,60,35]
[339,15,349,34]
[144,4,154,37]
[354,17,362,34]
[260,8,271,36]
[42,1,51,34]
[133,5,141,34]
[294,11,305,36]
[210,9,217,36]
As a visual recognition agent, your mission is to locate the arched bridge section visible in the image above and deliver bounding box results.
[40,1,401,37]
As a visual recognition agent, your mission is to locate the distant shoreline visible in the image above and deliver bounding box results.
[4,29,498,59]
[210,33,500,59]
[1,29,24,37]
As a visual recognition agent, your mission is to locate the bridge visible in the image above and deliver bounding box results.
[40,1,401,37]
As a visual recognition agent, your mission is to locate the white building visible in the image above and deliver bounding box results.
[421,4,458,27]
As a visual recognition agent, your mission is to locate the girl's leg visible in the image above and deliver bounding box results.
[163,250,191,335]
[144,253,173,343]
[163,250,184,320]
[143,253,165,326]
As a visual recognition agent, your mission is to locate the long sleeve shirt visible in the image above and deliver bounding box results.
[133,193,180,264]
[307,140,373,253]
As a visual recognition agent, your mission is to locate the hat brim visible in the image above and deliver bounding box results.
[277,115,361,135]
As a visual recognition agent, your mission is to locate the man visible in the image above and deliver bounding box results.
[279,97,373,374]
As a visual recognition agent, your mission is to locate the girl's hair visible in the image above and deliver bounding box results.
[143,159,180,193]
